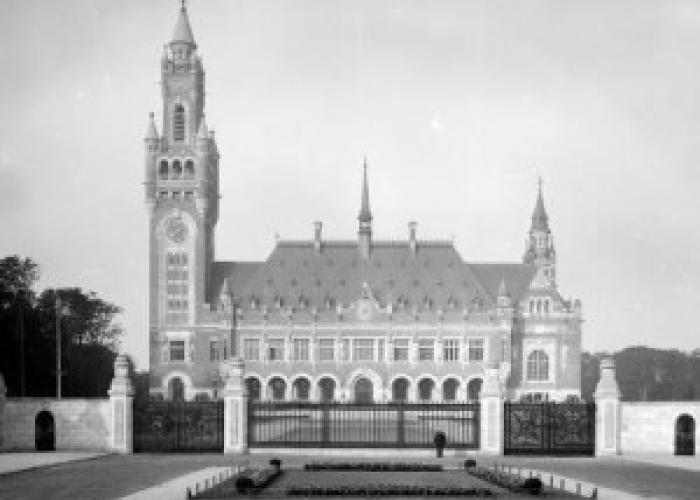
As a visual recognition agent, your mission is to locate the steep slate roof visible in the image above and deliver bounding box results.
[210,240,498,313]
[469,263,537,302]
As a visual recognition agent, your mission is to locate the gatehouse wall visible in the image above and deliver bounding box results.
[1,398,111,451]
[620,402,700,455]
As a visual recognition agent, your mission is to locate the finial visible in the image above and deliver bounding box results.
[538,176,543,195]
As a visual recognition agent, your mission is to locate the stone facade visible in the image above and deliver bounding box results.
[1,399,111,451]
[620,402,700,455]
[145,5,583,404]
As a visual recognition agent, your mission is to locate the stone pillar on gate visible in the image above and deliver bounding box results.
[0,372,6,450]
[594,357,621,456]
[223,358,248,454]
[108,355,134,454]
[479,363,504,454]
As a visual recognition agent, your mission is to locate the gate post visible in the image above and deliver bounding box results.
[594,357,621,456]
[0,372,6,450]
[223,358,248,454]
[479,363,504,454]
[108,355,134,454]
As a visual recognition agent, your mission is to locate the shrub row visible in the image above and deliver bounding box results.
[287,485,494,497]
[304,462,443,472]
[467,467,542,496]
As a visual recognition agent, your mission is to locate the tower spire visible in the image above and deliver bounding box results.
[171,0,196,47]
[357,157,373,259]
[523,176,556,282]
[358,156,372,223]
[531,176,549,232]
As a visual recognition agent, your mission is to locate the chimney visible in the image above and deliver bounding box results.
[408,221,417,255]
[314,221,322,252]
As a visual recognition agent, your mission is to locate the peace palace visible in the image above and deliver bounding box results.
[145,5,582,404]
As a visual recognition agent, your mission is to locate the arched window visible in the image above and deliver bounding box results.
[544,299,550,315]
[536,300,542,315]
[172,160,182,179]
[159,160,169,180]
[173,104,185,141]
[318,377,335,402]
[527,350,549,381]
[184,160,195,178]
[418,378,434,401]
[293,378,310,401]
[354,377,373,403]
[392,378,409,402]
[269,377,286,401]
[245,377,261,401]
[467,378,482,401]
[442,378,459,401]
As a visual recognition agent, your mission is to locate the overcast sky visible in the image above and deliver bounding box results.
[2,0,700,369]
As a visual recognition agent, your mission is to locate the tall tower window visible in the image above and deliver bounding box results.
[173,104,186,141]
[166,252,189,323]
[527,349,549,381]
[172,160,182,179]
[159,160,169,180]
[184,160,195,178]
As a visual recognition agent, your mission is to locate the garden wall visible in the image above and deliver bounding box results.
[1,398,111,451]
[620,402,700,454]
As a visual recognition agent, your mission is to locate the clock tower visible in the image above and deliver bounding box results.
[145,3,219,394]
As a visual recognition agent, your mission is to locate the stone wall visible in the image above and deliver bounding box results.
[2,398,111,451]
[620,402,700,455]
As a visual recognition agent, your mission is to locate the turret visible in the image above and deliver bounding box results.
[523,177,556,283]
[358,158,372,259]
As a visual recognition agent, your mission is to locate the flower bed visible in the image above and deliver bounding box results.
[287,485,493,496]
[467,467,543,496]
[189,466,283,498]
[304,462,443,472]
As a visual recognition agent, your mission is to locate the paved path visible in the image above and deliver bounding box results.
[0,452,105,475]
[1,453,700,500]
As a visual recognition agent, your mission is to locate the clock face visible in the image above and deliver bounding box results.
[165,217,188,243]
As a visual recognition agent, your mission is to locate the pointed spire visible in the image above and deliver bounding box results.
[358,157,372,223]
[171,0,196,46]
[146,112,158,140]
[531,176,549,232]
[197,116,209,140]
[497,278,510,297]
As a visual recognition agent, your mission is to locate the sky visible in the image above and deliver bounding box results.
[1,0,700,369]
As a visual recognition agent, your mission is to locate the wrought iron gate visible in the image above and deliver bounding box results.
[248,401,480,449]
[133,400,224,453]
[503,402,595,455]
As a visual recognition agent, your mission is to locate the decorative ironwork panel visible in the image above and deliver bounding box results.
[248,401,479,449]
[504,402,595,456]
[133,400,224,453]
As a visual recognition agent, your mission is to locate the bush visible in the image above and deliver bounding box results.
[521,478,542,496]
[464,459,477,469]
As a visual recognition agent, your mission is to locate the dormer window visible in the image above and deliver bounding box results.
[173,104,185,141]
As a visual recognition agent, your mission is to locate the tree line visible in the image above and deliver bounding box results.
[0,255,123,397]
[581,347,700,401]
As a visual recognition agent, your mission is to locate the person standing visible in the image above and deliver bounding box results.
[434,430,446,457]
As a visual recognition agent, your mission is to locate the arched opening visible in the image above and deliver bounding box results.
[527,350,549,381]
[35,411,55,451]
[467,378,482,401]
[173,104,186,141]
[293,378,311,401]
[184,159,195,178]
[354,377,373,403]
[169,377,185,402]
[159,160,169,180]
[268,377,286,401]
[392,378,409,402]
[172,160,183,179]
[418,378,435,401]
[442,378,460,401]
[676,414,695,456]
[245,377,261,401]
[318,377,335,402]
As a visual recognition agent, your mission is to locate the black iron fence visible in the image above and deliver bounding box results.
[133,400,224,453]
[248,401,480,449]
[503,402,595,456]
